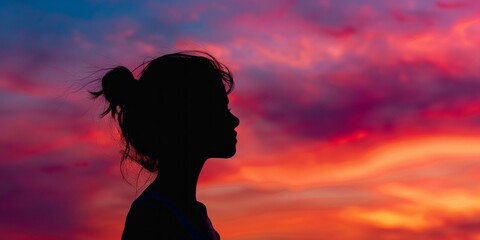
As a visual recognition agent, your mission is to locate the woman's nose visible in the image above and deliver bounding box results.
[231,113,240,128]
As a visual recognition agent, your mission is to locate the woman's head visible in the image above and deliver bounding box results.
[92,51,239,172]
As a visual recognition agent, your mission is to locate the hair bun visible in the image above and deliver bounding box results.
[102,66,136,104]
[91,66,137,117]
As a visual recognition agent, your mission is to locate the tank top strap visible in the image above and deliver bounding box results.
[196,202,220,240]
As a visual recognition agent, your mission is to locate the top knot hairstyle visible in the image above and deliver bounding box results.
[91,51,234,172]
[91,66,138,117]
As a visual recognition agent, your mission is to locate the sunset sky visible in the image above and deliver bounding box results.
[2,0,480,239]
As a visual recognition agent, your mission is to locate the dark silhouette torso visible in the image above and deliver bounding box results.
[122,186,220,240]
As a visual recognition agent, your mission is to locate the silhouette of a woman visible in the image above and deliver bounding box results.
[92,51,239,239]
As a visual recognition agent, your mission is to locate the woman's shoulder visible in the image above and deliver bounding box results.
[122,193,189,239]
[128,194,164,215]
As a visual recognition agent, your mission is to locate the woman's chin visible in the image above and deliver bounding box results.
[209,147,236,159]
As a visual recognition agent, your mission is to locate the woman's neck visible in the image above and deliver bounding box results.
[148,155,207,207]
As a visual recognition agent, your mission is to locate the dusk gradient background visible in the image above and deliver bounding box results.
[2,0,480,239]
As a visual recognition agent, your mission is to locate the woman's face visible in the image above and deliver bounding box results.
[207,92,240,158]
[188,79,240,159]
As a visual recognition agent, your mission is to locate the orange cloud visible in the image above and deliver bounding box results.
[341,207,441,230]
[223,134,480,189]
